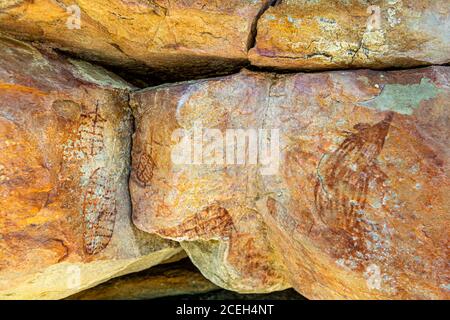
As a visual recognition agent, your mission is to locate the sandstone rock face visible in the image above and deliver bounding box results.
[2,0,447,79]
[249,0,450,70]
[0,36,182,300]
[0,0,271,81]
[130,67,449,299]
[67,259,219,300]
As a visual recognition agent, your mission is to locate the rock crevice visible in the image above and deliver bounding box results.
[1,0,448,84]
[0,0,449,300]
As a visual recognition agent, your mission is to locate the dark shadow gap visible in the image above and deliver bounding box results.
[66,258,307,300]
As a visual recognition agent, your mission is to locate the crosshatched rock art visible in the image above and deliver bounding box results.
[0,36,182,300]
[130,67,449,299]
[0,0,273,81]
[1,0,449,301]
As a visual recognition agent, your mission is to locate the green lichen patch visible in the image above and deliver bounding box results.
[358,78,443,115]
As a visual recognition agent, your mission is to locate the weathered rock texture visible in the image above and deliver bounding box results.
[0,0,271,81]
[67,259,219,300]
[130,67,449,299]
[0,36,182,300]
[1,1,447,80]
[249,0,450,70]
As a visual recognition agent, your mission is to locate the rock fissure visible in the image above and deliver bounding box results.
[0,0,449,301]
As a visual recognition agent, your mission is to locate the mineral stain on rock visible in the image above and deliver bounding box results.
[359,78,443,115]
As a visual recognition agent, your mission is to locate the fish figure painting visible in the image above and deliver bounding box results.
[314,112,394,236]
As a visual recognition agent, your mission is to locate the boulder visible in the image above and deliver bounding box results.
[67,258,219,300]
[249,0,450,70]
[0,0,272,81]
[0,35,182,300]
[130,66,449,299]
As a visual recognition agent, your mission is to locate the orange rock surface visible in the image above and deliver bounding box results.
[249,0,450,70]
[130,67,449,299]
[67,259,219,300]
[0,36,182,299]
[0,0,271,81]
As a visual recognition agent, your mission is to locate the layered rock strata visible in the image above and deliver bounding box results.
[0,0,272,81]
